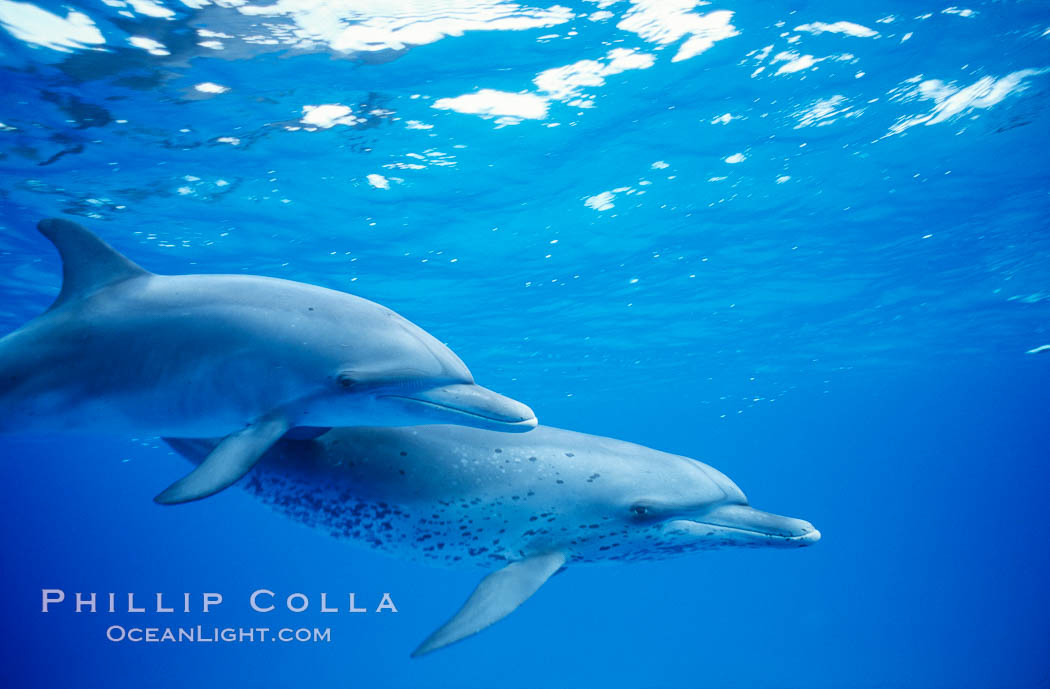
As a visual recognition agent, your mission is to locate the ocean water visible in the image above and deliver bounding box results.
[0,1,1048,687]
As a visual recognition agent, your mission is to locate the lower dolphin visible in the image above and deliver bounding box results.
[166,424,820,656]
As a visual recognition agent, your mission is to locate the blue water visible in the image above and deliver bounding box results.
[1,1,1048,687]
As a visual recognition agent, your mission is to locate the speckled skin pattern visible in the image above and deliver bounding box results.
[172,424,804,569]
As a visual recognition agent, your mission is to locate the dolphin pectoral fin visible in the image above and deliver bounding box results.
[153,414,292,505]
[411,550,566,658]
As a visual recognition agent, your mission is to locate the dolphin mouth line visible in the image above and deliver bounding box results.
[379,395,537,427]
[688,520,821,541]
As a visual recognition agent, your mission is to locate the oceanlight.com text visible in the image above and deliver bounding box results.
[105,625,332,643]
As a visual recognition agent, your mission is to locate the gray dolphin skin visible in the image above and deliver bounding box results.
[165,424,820,657]
[0,218,537,503]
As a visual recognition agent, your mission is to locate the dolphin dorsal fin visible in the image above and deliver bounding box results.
[37,218,151,310]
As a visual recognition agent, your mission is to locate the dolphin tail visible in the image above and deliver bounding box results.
[411,550,566,658]
[153,412,291,505]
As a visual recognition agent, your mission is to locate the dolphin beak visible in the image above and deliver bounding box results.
[381,383,538,432]
[691,504,821,545]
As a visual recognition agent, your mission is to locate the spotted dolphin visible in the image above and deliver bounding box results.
[166,424,820,656]
[0,218,536,504]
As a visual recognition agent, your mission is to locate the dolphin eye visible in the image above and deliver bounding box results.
[336,372,358,390]
[629,504,652,519]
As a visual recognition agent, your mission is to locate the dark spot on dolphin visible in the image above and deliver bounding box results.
[528,456,537,462]
[400,451,407,456]
[494,448,502,453]
[565,452,575,457]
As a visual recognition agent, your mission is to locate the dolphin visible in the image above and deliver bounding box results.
[0,218,536,504]
[165,424,820,656]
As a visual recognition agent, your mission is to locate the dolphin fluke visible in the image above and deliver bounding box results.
[412,550,566,657]
[154,413,291,505]
[37,218,151,311]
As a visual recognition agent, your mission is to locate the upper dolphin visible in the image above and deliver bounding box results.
[0,218,536,503]
[167,424,820,656]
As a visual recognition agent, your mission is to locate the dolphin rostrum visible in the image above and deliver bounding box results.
[0,218,536,504]
[166,424,820,656]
